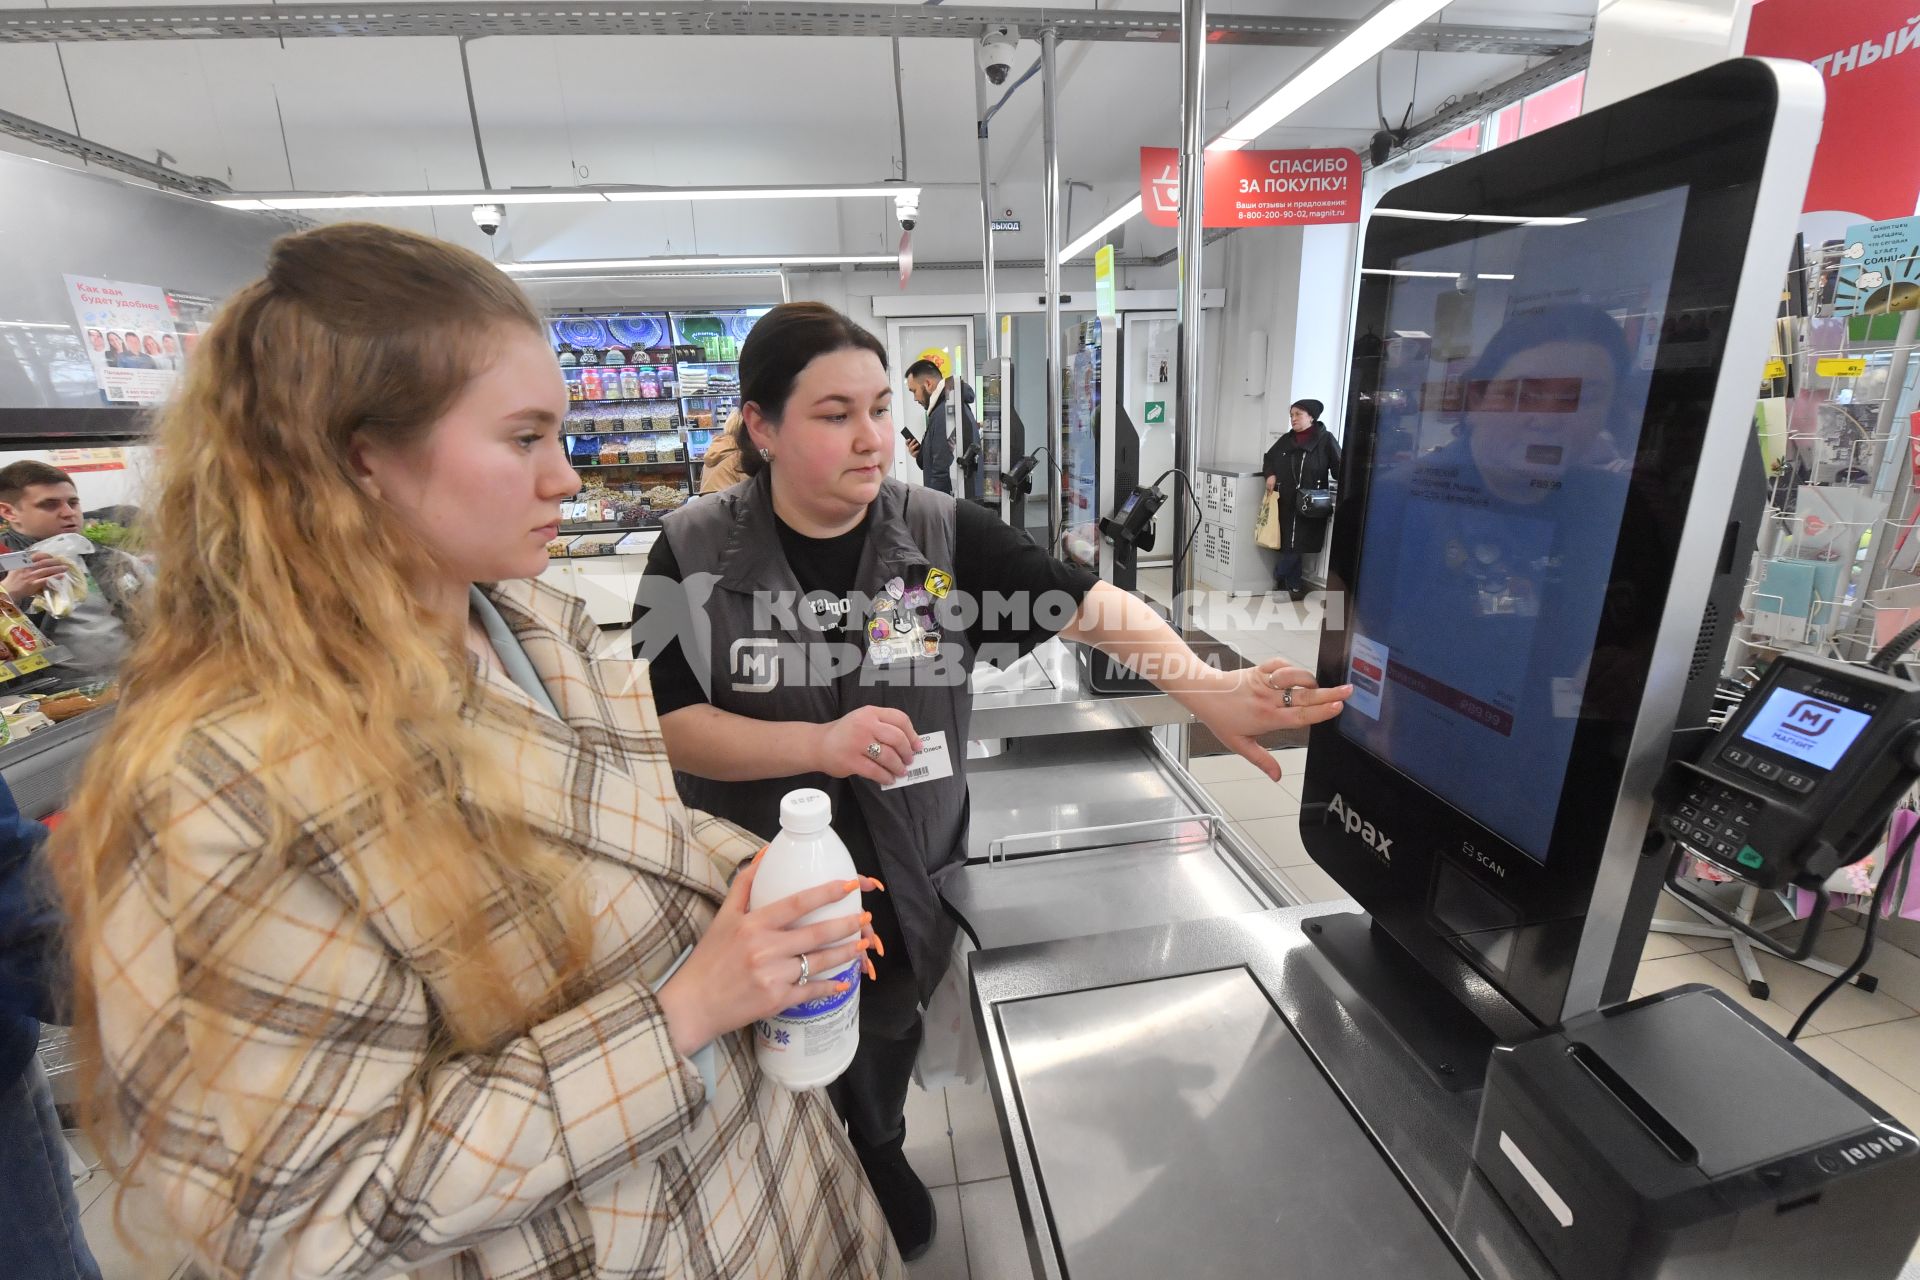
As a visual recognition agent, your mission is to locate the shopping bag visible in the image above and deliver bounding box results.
[913,931,984,1090]
[1254,491,1282,550]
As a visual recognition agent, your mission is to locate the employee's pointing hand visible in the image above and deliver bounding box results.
[1198,660,1351,782]
[818,705,921,786]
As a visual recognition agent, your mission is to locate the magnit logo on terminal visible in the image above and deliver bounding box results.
[1328,794,1392,863]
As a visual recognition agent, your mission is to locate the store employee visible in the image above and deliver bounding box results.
[636,302,1351,1261]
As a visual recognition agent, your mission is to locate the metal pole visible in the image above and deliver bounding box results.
[1171,0,1206,627]
[974,70,998,361]
[1042,27,1063,555]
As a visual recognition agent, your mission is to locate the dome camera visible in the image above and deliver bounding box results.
[471,203,504,236]
[895,192,920,233]
[977,25,1019,86]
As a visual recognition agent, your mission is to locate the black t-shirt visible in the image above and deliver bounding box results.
[637,496,1098,718]
[638,496,1096,959]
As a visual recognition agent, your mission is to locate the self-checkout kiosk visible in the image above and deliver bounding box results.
[955,60,1920,1280]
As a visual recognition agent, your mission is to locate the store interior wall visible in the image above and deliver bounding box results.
[0,151,282,410]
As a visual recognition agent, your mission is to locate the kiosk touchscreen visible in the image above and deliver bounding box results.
[1301,59,1823,1033]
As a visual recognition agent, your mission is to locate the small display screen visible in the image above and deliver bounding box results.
[1115,491,1141,520]
[1739,688,1872,771]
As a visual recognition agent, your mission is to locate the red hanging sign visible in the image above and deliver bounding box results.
[1139,146,1362,230]
[1745,1,1920,221]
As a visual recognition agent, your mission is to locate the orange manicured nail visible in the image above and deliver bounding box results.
[863,956,878,981]
[752,846,768,866]
[834,980,851,993]
[842,879,862,893]
[860,911,873,925]
[868,877,887,892]
[873,935,886,958]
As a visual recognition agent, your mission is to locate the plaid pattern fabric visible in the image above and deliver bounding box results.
[90,578,904,1279]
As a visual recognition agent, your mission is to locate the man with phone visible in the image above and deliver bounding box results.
[902,360,958,495]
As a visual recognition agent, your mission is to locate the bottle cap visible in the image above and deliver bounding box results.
[779,787,833,834]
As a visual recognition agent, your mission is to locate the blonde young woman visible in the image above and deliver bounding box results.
[54,224,901,1279]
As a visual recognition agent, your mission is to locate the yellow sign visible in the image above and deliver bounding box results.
[1762,358,1787,380]
[1000,314,1012,351]
[12,654,48,675]
[1816,357,1868,378]
[913,348,952,379]
[1094,244,1117,319]
[924,568,953,599]
[0,666,16,684]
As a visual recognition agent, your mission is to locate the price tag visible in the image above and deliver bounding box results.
[0,666,17,683]
[1762,358,1787,380]
[1816,357,1868,378]
[13,654,49,674]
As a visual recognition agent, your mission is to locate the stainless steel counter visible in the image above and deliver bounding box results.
[968,638,1195,741]
[968,905,1547,1280]
[958,731,1294,943]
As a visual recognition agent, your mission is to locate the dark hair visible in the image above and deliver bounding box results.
[734,302,888,478]
[904,359,942,382]
[0,460,75,506]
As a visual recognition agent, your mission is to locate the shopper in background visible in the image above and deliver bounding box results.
[0,776,102,1280]
[0,461,148,680]
[1262,397,1341,600]
[699,408,747,494]
[52,224,900,1280]
[901,359,958,494]
[637,301,1351,1261]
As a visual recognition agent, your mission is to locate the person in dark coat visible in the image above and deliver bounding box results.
[1262,398,1342,598]
[0,776,103,1280]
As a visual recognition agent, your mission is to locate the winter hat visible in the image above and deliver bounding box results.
[1291,398,1324,423]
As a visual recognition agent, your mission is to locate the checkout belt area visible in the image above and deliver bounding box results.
[13,2,1920,1278]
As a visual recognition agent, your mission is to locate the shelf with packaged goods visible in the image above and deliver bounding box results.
[564,432,685,441]
[573,461,687,470]
[0,644,70,688]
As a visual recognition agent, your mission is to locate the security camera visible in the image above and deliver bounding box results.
[895,191,920,234]
[471,203,503,236]
[978,25,1018,86]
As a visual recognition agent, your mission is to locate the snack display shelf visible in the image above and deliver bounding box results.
[565,428,683,437]
[572,462,683,471]
[0,643,69,686]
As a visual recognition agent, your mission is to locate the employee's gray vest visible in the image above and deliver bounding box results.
[661,471,974,1001]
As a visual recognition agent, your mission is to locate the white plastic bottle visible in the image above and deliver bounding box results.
[747,788,863,1088]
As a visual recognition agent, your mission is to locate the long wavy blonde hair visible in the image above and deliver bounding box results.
[52,223,593,1207]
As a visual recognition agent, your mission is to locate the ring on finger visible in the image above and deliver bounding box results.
[1263,673,1282,691]
[865,742,884,762]
[795,953,811,985]
[1282,686,1296,708]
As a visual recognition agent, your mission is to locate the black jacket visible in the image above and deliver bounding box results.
[915,381,976,496]
[1262,422,1341,554]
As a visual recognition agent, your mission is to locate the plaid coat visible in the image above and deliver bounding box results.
[90,578,903,1279]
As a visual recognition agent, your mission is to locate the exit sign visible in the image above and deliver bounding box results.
[991,219,1021,232]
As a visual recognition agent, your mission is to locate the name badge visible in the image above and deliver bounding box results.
[882,731,955,791]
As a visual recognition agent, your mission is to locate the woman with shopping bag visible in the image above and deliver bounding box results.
[1263,398,1341,599]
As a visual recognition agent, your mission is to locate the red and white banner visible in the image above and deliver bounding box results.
[1140,146,1362,230]
[1745,0,1920,221]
